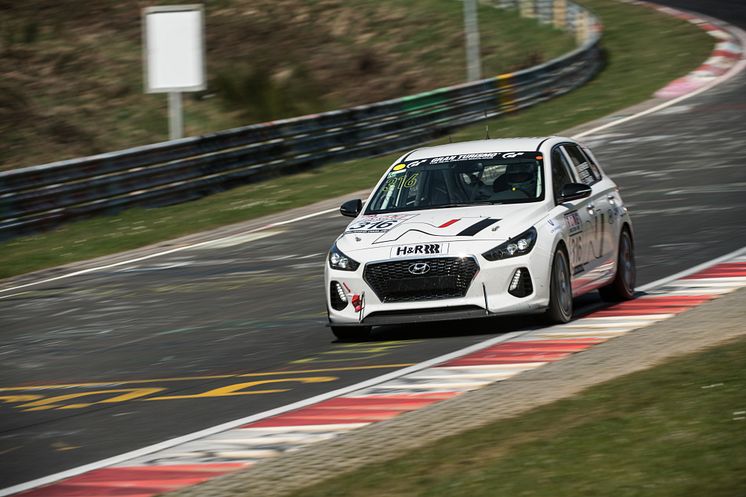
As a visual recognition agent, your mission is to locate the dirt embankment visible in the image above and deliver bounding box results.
[0,0,573,170]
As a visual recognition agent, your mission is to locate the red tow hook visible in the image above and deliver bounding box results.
[351,294,363,312]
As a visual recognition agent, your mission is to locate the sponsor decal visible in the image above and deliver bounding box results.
[382,172,419,192]
[391,243,448,257]
[345,214,415,234]
[547,218,562,234]
[391,159,428,170]
[428,152,526,164]
[564,211,582,235]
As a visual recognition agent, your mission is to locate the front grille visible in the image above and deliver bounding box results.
[364,257,479,303]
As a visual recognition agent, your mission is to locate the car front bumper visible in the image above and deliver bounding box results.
[326,251,551,327]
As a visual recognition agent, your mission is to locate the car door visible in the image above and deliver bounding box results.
[580,144,621,265]
[562,143,616,285]
[549,146,597,295]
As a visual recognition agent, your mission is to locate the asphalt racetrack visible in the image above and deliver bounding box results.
[1,0,745,488]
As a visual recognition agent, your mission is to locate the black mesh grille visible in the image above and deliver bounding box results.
[364,257,479,303]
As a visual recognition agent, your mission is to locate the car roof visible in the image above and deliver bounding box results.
[404,137,562,160]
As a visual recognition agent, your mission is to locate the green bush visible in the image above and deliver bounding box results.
[212,64,326,122]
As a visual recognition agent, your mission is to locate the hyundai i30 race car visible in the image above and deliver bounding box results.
[325,137,635,340]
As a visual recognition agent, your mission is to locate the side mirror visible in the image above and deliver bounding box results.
[340,199,363,217]
[559,183,592,203]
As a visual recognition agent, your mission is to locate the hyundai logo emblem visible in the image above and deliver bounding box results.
[408,262,431,275]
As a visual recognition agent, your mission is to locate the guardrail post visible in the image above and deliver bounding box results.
[577,10,590,44]
[553,0,567,30]
[519,0,536,18]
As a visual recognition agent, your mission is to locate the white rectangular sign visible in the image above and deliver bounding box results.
[143,5,205,93]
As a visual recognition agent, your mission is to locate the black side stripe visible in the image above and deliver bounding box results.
[457,218,499,236]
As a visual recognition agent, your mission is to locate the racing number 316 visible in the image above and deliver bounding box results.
[349,220,397,231]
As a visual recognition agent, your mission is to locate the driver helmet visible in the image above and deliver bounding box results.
[505,163,536,191]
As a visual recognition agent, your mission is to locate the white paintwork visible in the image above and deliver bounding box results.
[326,137,632,326]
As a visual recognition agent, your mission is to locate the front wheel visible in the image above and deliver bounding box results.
[331,325,373,341]
[545,245,573,324]
[599,229,636,302]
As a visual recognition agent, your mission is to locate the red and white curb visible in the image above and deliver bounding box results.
[8,248,746,497]
[623,1,745,99]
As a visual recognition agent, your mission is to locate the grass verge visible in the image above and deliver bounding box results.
[287,335,746,497]
[0,0,713,279]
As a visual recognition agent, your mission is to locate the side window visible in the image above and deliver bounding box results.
[551,148,575,203]
[582,147,603,181]
[564,144,600,186]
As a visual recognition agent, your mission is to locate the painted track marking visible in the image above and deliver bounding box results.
[4,247,746,496]
[0,332,526,496]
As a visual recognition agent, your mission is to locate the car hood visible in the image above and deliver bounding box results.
[337,204,548,254]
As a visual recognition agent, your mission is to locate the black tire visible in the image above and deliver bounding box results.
[331,325,373,341]
[545,245,573,324]
[599,228,636,302]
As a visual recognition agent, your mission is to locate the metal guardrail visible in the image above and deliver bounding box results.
[0,0,602,240]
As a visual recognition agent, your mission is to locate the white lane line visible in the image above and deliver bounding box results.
[192,230,282,249]
[0,330,524,497]
[270,208,341,227]
[0,208,337,298]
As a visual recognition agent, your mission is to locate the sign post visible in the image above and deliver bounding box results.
[143,5,205,140]
[463,0,481,81]
[168,92,183,140]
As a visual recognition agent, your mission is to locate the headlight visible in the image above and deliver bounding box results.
[328,243,360,271]
[482,227,537,261]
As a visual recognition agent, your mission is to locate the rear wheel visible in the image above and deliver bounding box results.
[545,246,573,324]
[331,325,373,341]
[599,229,636,301]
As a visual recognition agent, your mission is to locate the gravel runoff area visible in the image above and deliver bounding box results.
[165,285,746,497]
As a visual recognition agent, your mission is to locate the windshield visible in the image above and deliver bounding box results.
[367,152,545,214]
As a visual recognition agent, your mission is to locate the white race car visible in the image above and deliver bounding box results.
[325,137,635,340]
